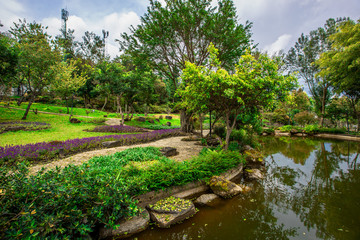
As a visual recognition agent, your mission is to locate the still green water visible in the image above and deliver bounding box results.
[133,137,360,240]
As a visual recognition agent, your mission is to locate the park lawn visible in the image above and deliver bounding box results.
[0,107,135,146]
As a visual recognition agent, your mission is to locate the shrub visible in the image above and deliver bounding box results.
[87,125,146,133]
[304,125,320,134]
[294,111,316,127]
[213,125,226,138]
[278,125,302,132]
[0,121,51,134]
[0,147,245,239]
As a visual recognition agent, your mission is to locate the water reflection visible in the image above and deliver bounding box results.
[132,137,360,240]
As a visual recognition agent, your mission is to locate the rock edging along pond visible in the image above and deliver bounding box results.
[99,149,265,240]
[268,130,360,142]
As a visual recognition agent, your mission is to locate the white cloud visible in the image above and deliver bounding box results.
[0,0,26,28]
[263,34,292,55]
[41,11,141,58]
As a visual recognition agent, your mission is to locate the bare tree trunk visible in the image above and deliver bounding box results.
[224,111,238,150]
[101,96,108,112]
[180,109,193,133]
[22,94,35,120]
[319,88,327,127]
[199,113,203,137]
[116,95,124,125]
[65,97,69,114]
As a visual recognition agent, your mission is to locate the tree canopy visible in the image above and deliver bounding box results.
[179,44,296,148]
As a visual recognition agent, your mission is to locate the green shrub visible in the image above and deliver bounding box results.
[213,125,226,138]
[262,128,275,134]
[304,125,320,134]
[278,125,302,132]
[0,147,244,239]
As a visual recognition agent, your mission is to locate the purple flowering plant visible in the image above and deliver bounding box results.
[0,128,180,164]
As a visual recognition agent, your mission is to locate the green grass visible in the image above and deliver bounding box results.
[125,115,181,129]
[0,107,134,146]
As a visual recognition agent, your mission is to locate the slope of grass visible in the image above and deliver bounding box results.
[0,107,130,146]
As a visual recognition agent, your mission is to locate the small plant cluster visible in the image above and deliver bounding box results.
[0,129,180,165]
[87,125,147,133]
[0,147,245,239]
[145,124,181,130]
[278,125,347,135]
[148,196,192,213]
[0,121,51,134]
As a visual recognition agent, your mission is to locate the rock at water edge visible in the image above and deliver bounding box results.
[194,194,220,206]
[99,210,150,239]
[208,176,244,199]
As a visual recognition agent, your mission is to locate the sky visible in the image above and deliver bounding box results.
[1,0,359,59]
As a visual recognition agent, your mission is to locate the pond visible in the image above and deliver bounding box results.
[132,137,360,240]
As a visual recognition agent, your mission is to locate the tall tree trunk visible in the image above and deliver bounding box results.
[22,94,35,120]
[65,97,69,114]
[199,113,203,137]
[180,109,193,133]
[101,96,108,112]
[319,88,327,127]
[224,111,237,150]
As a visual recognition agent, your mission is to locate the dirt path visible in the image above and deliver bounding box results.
[29,136,203,175]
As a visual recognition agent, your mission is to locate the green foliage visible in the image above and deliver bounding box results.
[230,129,259,148]
[119,0,253,97]
[179,45,296,149]
[0,147,244,239]
[294,111,316,127]
[279,125,302,132]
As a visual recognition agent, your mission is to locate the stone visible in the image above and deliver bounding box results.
[244,168,264,181]
[165,116,172,120]
[209,176,244,199]
[166,122,171,126]
[155,119,160,122]
[148,119,155,124]
[194,194,220,207]
[160,147,178,157]
[244,149,265,167]
[147,197,197,228]
[70,118,81,123]
[99,209,150,239]
[137,117,146,122]
[103,115,107,117]
[102,141,122,148]
[243,145,254,151]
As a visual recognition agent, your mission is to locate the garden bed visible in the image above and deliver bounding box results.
[0,147,245,239]
[0,129,181,165]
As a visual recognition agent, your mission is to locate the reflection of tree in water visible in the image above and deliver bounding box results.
[331,140,360,158]
[261,137,318,165]
[290,142,360,239]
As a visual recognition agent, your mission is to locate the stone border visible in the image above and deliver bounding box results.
[273,130,360,142]
[135,163,243,208]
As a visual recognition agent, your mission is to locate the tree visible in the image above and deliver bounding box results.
[317,19,360,130]
[286,18,347,126]
[10,19,61,120]
[118,0,253,132]
[178,44,296,149]
[51,59,87,114]
[78,31,105,65]
[0,32,18,96]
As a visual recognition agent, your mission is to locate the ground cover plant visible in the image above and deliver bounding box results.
[0,128,180,165]
[86,125,147,133]
[0,147,245,239]
[278,124,347,135]
[0,121,51,134]
[125,116,181,130]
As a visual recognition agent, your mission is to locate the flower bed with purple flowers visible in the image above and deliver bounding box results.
[86,125,147,133]
[0,128,180,165]
[0,121,51,134]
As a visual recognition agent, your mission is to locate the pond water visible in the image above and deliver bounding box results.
[133,137,360,240]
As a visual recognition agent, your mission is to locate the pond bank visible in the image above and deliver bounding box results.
[272,130,360,142]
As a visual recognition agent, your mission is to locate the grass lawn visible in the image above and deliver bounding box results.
[0,107,132,146]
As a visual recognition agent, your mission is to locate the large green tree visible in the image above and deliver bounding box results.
[317,19,360,130]
[0,32,18,96]
[118,0,253,132]
[10,19,61,120]
[179,44,296,149]
[286,18,347,126]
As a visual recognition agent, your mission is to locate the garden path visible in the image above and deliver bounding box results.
[29,136,204,175]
